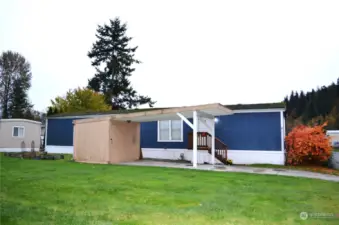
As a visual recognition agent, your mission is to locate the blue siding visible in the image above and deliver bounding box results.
[47,112,282,151]
[215,112,281,151]
[141,112,282,151]
[47,118,75,146]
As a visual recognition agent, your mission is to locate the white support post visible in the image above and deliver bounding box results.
[193,110,198,168]
[211,118,215,165]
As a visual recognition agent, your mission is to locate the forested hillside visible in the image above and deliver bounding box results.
[284,78,339,131]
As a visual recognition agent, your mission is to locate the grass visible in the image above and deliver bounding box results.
[1,155,339,225]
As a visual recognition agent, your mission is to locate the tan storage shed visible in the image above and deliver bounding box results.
[73,117,140,164]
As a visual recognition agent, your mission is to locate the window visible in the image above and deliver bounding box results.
[12,126,25,138]
[158,120,183,142]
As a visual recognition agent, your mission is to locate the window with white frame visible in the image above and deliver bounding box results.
[12,126,25,137]
[158,120,183,141]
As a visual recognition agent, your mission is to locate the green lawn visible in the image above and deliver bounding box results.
[1,156,339,225]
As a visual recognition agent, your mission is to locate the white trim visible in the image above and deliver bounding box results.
[192,110,198,167]
[141,148,285,165]
[46,145,73,154]
[157,119,184,142]
[233,108,285,113]
[0,148,40,152]
[176,112,193,129]
[12,126,25,138]
[45,119,48,149]
[0,118,41,125]
[280,111,285,152]
[211,120,215,165]
[283,111,286,152]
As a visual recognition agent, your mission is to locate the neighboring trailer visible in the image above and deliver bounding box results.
[73,117,140,164]
[327,130,339,147]
[326,130,339,169]
[0,119,42,152]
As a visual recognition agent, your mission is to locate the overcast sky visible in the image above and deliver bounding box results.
[1,0,338,112]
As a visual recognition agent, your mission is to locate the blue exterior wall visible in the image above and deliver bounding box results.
[47,111,282,151]
[215,112,281,151]
[141,112,282,151]
[47,118,76,146]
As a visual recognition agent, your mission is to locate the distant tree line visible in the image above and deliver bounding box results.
[284,78,339,131]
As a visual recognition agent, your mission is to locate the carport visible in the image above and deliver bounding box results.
[73,103,233,168]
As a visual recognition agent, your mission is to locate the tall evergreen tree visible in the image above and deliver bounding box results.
[288,91,296,114]
[297,91,306,117]
[87,17,155,109]
[0,51,32,118]
[8,78,33,118]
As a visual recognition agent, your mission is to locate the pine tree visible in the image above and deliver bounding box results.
[287,91,296,116]
[294,91,300,116]
[0,51,32,118]
[87,17,155,109]
[8,78,33,118]
[297,91,306,117]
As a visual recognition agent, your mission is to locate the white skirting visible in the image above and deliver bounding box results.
[227,150,285,165]
[42,146,285,165]
[45,145,74,154]
[0,148,40,152]
[141,148,222,164]
[141,148,285,165]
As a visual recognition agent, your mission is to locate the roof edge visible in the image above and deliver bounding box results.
[47,102,285,119]
[225,102,285,110]
[0,118,42,125]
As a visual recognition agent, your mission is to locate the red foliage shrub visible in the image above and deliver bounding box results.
[285,122,332,165]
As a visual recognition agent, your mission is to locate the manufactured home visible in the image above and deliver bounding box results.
[45,102,286,165]
[0,119,42,152]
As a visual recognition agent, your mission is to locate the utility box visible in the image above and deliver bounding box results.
[73,117,140,164]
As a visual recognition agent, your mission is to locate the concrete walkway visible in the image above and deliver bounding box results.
[119,160,339,182]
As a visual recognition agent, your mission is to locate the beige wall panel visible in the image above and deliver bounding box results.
[74,119,110,164]
[109,120,140,163]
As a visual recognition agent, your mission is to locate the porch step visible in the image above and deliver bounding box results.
[187,132,228,165]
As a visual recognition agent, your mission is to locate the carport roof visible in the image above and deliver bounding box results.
[47,102,285,119]
[110,103,232,122]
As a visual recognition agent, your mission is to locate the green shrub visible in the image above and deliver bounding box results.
[226,159,233,165]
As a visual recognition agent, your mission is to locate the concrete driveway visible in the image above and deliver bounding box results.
[120,160,339,182]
